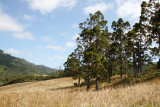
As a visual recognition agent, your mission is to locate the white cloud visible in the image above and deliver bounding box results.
[46,45,66,51]
[25,0,78,14]
[41,36,51,41]
[0,9,23,32]
[66,41,75,47]
[0,8,35,41]
[23,14,35,21]
[6,48,21,54]
[83,2,113,14]
[12,32,35,40]
[6,48,32,56]
[48,55,66,61]
[116,0,149,20]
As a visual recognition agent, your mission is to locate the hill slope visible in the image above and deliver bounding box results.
[0,77,159,106]
[0,49,58,86]
[0,49,57,75]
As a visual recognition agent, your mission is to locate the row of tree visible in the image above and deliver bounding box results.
[64,0,160,91]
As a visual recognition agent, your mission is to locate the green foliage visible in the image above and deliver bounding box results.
[64,3,160,90]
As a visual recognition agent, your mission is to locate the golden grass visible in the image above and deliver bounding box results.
[0,78,159,107]
[0,78,75,91]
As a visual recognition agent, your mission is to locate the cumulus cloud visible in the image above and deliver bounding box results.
[0,7,35,40]
[6,48,32,56]
[0,9,23,32]
[116,0,149,20]
[6,48,21,54]
[24,0,78,14]
[12,32,35,40]
[46,45,66,51]
[83,2,113,14]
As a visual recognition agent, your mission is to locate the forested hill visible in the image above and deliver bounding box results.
[0,49,57,76]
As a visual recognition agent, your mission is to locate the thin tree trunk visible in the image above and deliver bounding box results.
[78,77,80,88]
[133,51,137,78]
[109,69,111,82]
[111,64,113,77]
[120,34,123,79]
[108,48,111,82]
[87,78,90,91]
[125,60,127,77]
[140,61,143,74]
[157,7,160,69]
[96,78,99,91]
[120,64,123,79]
[136,64,139,78]
[120,54,123,79]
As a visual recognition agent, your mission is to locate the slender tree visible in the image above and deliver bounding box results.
[147,0,160,68]
[111,18,130,79]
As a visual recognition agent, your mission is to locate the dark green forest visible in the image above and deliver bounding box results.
[64,0,160,90]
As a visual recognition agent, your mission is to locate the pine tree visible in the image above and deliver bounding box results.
[146,0,160,68]
[111,18,130,79]
[77,11,109,90]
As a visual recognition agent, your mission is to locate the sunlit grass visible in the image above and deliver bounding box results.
[0,77,159,107]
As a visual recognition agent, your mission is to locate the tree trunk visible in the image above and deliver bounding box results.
[120,65,123,79]
[140,60,143,74]
[78,77,80,88]
[125,60,127,77]
[111,65,113,77]
[157,7,160,69]
[108,49,111,82]
[87,78,90,91]
[133,51,137,78]
[96,78,99,91]
[136,64,139,78]
[120,34,123,79]
[120,54,123,79]
[109,69,111,82]
[158,31,160,68]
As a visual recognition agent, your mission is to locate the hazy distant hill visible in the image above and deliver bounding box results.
[0,49,57,76]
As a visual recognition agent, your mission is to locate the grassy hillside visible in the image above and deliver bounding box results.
[0,70,159,107]
[0,49,57,75]
[0,49,58,86]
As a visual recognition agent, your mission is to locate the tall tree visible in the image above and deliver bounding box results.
[77,11,109,91]
[111,18,130,79]
[127,30,139,78]
[147,0,160,68]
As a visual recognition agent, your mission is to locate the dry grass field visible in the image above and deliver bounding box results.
[0,77,160,107]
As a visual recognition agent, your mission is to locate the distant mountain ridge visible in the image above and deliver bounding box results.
[0,49,57,76]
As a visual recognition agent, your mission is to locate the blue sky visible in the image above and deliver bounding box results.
[0,0,148,69]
